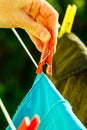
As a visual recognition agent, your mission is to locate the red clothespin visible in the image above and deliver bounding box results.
[18,117,30,130]
[28,115,40,130]
[18,115,40,130]
[36,41,54,75]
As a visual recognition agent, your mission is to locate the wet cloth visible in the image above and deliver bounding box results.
[53,32,87,80]
[6,73,86,130]
[52,33,87,127]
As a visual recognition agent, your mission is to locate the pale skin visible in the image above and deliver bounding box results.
[0,0,59,52]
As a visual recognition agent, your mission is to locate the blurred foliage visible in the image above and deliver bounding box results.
[0,0,87,129]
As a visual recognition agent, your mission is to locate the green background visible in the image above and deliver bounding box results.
[0,0,87,129]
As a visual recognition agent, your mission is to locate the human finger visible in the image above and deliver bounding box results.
[40,1,59,52]
[24,0,43,19]
[14,11,51,43]
[28,32,43,52]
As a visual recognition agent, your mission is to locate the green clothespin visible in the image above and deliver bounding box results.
[58,4,77,38]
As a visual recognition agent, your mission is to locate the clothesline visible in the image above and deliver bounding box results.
[0,98,17,130]
[11,28,38,68]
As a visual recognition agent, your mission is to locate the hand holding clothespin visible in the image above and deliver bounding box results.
[58,4,77,38]
[18,115,40,130]
[36,4,77,75]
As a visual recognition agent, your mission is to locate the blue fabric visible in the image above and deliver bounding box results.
[6,73,86,130]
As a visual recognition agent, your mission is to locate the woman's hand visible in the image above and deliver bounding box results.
[0,0,59,52]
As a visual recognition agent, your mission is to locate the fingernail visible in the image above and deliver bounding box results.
[40,30,51,42]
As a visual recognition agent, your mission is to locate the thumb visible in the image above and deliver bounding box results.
[16,11,51,42]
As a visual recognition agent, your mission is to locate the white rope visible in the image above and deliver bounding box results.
[0,99,17,130]
[11,28,38,68]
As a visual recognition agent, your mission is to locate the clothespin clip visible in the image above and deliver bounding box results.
[18,115,40,130]
[36,41,53,75]
[58,4,77,38]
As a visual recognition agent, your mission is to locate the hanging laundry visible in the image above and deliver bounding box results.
[6,73,86,130]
